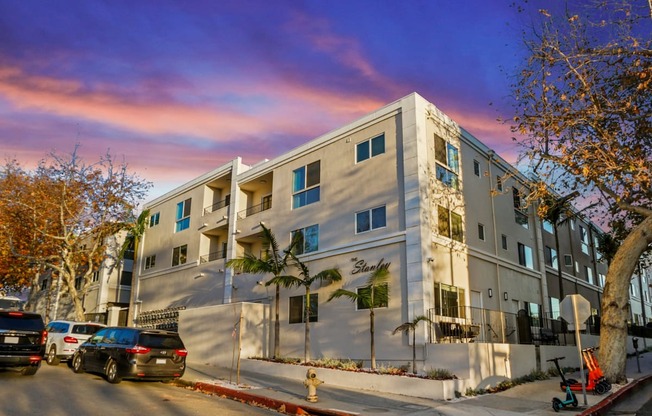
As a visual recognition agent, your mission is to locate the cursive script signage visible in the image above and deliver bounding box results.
[350,257,391,275]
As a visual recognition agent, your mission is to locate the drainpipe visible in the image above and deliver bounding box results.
[487,150,506,342]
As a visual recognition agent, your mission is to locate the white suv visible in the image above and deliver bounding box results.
[45,320,106,365]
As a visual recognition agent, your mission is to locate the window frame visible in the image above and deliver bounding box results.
[175,199,191,232]
[149,212,160,228]
[434,135,459,190]
[145,255,156,270]
[289,294,318,324]
[473,159,480,177]
[355,205,387,234]
[518,242,534,269]
[292,161,321,209]
[291,224,319,255]
[356,133,385,163]
[172,244,188,267]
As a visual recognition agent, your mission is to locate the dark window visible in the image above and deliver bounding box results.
[356,284,388,310]
[473,160,480,177]
[289,294,318,324]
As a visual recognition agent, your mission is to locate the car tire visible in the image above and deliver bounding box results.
[71,353,85,374]
[21,366,39,376]
[46,345,60,366]
[105,359,122,384]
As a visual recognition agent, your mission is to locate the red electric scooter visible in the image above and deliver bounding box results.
[558,347,611,394]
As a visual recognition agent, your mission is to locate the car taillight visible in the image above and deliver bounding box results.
[63,336,78,344]
[175,349,188,357]
[8,311,23,316]
[41,330,47,345]
[126,345,151,354]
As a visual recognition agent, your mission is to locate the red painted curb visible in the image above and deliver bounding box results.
[194,381,355,416]
[578,375,652,416]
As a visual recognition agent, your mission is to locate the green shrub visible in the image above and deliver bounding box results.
[425,368,455,380]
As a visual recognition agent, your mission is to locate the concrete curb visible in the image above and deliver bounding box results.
[174,379,355,416]
[578,374,652,416]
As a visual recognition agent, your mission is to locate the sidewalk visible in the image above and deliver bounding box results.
[179,352,652,415]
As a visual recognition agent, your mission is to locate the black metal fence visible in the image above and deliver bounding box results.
[426,306,606,346]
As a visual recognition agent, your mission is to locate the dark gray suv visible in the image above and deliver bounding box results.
[0,311,47,375]
[71,327,187,383]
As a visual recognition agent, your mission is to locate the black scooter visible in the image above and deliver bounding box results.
[547,356,579,412]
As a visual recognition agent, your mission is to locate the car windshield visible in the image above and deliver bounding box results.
[0,298,22,310]
[138,334,184,349]
[0,313,43,331]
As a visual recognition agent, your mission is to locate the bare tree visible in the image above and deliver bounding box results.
[512,1,652,382]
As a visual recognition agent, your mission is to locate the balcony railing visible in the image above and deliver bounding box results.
[199,251,226,264]
[427,306,590,346]
[237,198,272,219]
[203,198,230,215]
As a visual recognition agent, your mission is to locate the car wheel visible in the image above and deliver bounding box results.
[105,360,121,384]
[46,345,60,366]
[72,353,85,374]
[21,366,38,376]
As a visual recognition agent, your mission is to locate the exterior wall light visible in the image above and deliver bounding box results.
[488,288,493,298]
[504,292,509,301]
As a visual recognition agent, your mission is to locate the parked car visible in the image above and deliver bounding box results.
[45,320,106,365]
[71,327,187,384]
[0,310,47,375]
[0,296,24,311]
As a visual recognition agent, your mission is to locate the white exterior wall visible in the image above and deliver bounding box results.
[135,92,615,364]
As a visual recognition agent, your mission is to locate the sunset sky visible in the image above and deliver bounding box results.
[0,1,551,200]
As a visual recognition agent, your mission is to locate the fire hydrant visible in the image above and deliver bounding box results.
[303,368,323,402]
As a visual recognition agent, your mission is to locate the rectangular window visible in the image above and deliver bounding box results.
[545,246,558,270]
[585,266,594,285]
[289,294,318,324]
[580,226,589,255]
[543,220,554,234]
[292,161,321,209]
[564,254,573,267]
[149,212,160,227]
[598,273,606,287]
[92,271,100,283]
[119,271,132,286]
[512,187,529,228]
[145,255,156,270]
[172,245,187,267]
[291,224,319,255]
[437,205,463,242]
[356,206,386,234]
[496,176,503,192]
[518,242,534,269]
[434,283,466,318]
[434,135,459,190]
[473,160,480,177]
[478,223,485,241]
[356,284,388,310]
[356,133,385,163]
[550,297,560,320]
[501,234,508,250]
[175,199,191,232]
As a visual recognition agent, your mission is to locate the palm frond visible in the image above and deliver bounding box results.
[327,288,358,303]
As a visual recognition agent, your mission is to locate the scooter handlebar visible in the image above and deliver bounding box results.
[546,356,565,362]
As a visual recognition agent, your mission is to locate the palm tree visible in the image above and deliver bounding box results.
[226,223,300,358]
[276,259,341,362]
[392,315,432,374]
[327,267,389,370]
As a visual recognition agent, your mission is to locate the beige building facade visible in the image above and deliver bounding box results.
[135,92,650,363]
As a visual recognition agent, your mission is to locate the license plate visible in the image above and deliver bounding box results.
[4,336,19,344]
[156,358,166,364]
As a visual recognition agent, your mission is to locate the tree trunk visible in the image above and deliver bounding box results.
[599,217,652,383]
[412,329,417,374]
[274,284,280,359]
[370,309,376,370]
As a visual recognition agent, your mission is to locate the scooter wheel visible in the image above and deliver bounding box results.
[552,397,562,412]
[595,382,607,395]
[572,393,578,407]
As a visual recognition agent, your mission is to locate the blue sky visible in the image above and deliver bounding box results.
[0,0,550,199]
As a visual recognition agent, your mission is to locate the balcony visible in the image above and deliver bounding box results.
[200,250,226,264]
[237,198,272,220]
[204,197,230,216]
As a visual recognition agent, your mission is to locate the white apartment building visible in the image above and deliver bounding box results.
[135,92,649,363]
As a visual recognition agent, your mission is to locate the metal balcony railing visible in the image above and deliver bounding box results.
[203,198,230,215]
[237,198,272,219]
[199,251,226,264]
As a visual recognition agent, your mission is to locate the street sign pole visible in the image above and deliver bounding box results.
[573,297,588,406]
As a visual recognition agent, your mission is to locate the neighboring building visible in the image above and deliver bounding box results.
[30,231,133,325]
[134,92,650,362]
